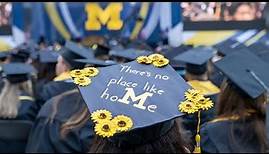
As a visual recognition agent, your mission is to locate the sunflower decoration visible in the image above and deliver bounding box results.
[83,67,99,77]
[178,100,199,114]
[184,89,205,102]
[74,77,92,86]
[91,109,113,123]
[69,69,85,78]
[94,120,117,138]
[152,58,169,68]
[112,115,133,132]
[136,56,152,64]
[148,53,164,62]
[178,89,214,153]
[195,98,213,111]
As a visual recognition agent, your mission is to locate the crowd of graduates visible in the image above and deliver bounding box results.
[0,34,269,153]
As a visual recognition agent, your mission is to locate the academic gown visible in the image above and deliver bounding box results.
[35,80,76,111]
[25,91,95,153]
[200,119,261,153]
[0,92,36,153]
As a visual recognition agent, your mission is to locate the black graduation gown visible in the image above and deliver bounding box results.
[0,92,36,153]
[200,119,261,153]
[26,91,95,153]
[35,80,76,111]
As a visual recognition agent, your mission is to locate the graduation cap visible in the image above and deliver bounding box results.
[91,43,110,57]
[59,41,94,69]
[109,48,152,61]
[213,39,248,56]
[164,45,193,70]
[247,41,269,64]
[74,58,117,67]
[39,50,59,63]
[70,53,215,152]
[174,46,215,75]
[215,49,269,99]
[10,46,32,63]
[0,63,37,84]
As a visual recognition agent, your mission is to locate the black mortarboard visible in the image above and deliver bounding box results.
[74,58,117,67]
[10,46,31,63]
[125,40,153,51]
[59,41,94,69]
[174,46,215,75]
[164,45,193,70]
[213,39,248,56]
[39,50,59,63]
[74,56,191,140]
[0,63,37,84]
[215,49,269,99]
[247,41,269,64]
[91,43,110,57]
[109,48,152,61]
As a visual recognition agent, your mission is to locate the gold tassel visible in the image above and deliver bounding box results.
[193,134,201,153]
[193,111,201,153]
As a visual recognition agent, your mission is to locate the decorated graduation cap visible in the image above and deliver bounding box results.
[74,58,117,67]
[174,46,215,75]
[59,41,94,69]
[70,53,214,152]
[0,63,37,84]
[109,48,152,61]
[39,50,59,63]
[215,49,269,99]
[213,39,248,56]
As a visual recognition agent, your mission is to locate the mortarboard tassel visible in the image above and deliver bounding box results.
[193,111,201,153]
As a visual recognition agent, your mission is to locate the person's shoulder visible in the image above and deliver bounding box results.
[37,90,85,122]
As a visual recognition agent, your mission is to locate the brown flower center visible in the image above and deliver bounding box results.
[79,78,85,81]
[99,113,107,119]
[102,124,110,132]
[118,121,126,127]
[186,104,192,108]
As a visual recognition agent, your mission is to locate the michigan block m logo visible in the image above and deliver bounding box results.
[85,3,123,30]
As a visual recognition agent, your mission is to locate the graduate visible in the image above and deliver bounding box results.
[0,63,37,121]
[68,53,215,153]
[174,46,221,142]
[36,41,93,109]
[25,57,115,153]
[200,49,269,153]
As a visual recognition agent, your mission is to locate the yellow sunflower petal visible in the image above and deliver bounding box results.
[83,67,99,77]
[195,98,214,111]
[152,58,169,68]
[69,69,84,78]
[136,56,152,64]
[178,101,199,114]
[112,115,133,132]
[74,77,92,86]
[184,89,205,102]
[94,120,117,138]
[91,109,113,123]
[148,54,164,62]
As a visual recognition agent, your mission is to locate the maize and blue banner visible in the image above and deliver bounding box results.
[12,2,183,47]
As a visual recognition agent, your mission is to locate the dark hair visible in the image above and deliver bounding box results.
[90,119,192,153]
[45,89,90,138]
[216,78,268,152]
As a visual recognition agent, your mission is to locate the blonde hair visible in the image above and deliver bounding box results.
[0,79,33,119]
